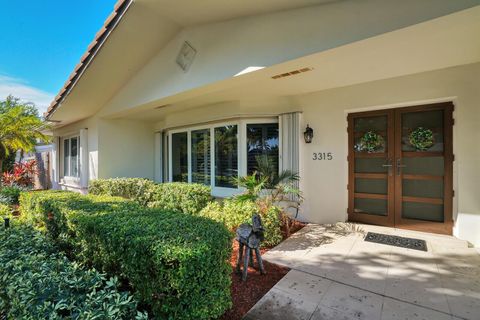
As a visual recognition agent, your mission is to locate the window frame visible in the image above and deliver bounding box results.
[61,134,81,179]
[167,118,278,198]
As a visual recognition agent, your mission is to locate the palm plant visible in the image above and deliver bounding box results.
[0,96,50,185]
[235,155,302,236]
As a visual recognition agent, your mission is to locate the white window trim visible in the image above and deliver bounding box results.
[61,134,81,182]
[167,118,278,198]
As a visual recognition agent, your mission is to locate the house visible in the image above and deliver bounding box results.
[45,0,480,247]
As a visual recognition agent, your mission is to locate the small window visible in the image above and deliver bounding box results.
[63,136,80,178]
[171,132,188,182]
[214,125,238,188]
[246,123,279,175]
[191,129,211,185]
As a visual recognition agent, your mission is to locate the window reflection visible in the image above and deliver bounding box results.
[215,125,238,188]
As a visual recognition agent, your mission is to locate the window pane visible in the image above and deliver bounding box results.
[171,132,188,182]
[191,129,210,185]
[70,137,79,177]
[215,125,238,188]
[246,123,279,175]
[63,139,69,176]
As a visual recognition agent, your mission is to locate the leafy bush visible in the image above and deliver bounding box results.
[0,203,10,217]
[200,198,283,247]
[0,184,26,205]
[148,182,212,215]
[88,178,155,206]
[1,160,37,187]
[0,224,146,319]
[88,178,212,214]
[19,191,232,320]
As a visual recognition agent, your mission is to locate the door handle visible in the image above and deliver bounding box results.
[382,159,393,176]
[396,158,406,175]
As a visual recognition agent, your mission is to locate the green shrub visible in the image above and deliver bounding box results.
[88,178,155,206]
[148,182,212,215]
[0,185,25,205]
[19,191,138,253]
[88,178,212,214]
[0,225,146,319]
[0,203,10,217]
[19,191,232,320]
[199,198,283,247]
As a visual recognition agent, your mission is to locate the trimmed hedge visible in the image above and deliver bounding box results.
[19,191,232,320]
[88,178,212,215]
[0,224,145,319]
[147,182,212,215]
[200,199,283,247]
[88,178,155,206]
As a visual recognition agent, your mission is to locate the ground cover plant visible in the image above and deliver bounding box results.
[0,224,146,319]
[19,190,232,320]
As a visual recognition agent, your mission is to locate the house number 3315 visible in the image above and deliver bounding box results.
[312,152,333,160]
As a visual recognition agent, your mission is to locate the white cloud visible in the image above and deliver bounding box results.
[0,74,55,115]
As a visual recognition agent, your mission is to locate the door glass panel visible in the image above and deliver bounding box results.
[214,125,238,188]
[355,178,387,194]
[402,179,443,198]
[354,116,387,153]
[191,129,210,185]
[402,157,444,175]
[171,132,188,182]
[354,198,387,216]
[354,158,388,173]
[402,202,444,222]
[402,110,443,152]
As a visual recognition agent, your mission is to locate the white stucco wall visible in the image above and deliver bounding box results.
[154,63,480,246]
[98,119,155,180]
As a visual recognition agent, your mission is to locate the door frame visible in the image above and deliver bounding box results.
[347,102,454,235]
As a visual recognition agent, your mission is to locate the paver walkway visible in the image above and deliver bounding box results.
[244,223,480,320]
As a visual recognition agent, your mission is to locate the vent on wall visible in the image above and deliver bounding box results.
[271,67,313,79]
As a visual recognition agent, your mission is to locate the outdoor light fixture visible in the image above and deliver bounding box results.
[304,125,313,143]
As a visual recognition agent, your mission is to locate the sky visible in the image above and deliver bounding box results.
[0,0,117,114]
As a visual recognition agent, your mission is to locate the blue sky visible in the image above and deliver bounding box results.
[0,0,117,113]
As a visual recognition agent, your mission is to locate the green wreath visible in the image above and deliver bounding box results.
[359,131,385,153]
[409,127,434,151]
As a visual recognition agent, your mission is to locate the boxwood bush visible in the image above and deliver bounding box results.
[88,178,155,206]
[19,191,232,320]
[147,182,212,215]
[199,198,283,247]
[88,178,212,214]
[0,224,146,319]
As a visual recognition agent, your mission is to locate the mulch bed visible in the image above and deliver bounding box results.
[220,220,306,320]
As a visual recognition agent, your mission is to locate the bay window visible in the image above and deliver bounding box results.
[168,119,278,196]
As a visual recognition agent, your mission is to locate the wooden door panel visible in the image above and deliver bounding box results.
[393,102,453,235]
[348,110,395,227]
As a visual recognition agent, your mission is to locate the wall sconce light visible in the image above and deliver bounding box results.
[304,125,313,143]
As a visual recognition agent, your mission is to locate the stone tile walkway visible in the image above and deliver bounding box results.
[244,223,480,320]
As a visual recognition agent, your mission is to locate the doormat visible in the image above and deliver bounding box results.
[364,232,427,251]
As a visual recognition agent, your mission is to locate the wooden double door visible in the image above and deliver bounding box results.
[347,102,453,235]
